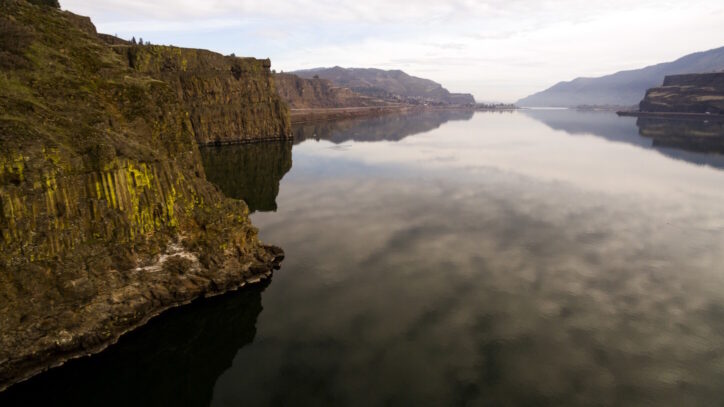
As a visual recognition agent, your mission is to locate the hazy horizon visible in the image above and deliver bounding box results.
[63,0,724,102]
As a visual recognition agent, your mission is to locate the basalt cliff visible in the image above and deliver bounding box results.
[638,72,724,115]
[274,72,387,109]
[125,47,290,145]
[0,0,287,391]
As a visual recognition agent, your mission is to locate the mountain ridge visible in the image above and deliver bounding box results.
[292,66,476,105]
[517,46,724,107]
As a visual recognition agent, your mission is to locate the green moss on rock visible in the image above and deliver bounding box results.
[27,0,59,8]
[0,0,284,390]
[121,45,291,145]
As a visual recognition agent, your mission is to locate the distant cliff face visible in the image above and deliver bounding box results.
[0,0,283,390]
[639,73,724,114]
[121,46,291,145]
[517,46,724,107]
[274,73,386,109]
[292,67,475,105]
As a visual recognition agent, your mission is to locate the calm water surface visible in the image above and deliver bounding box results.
[4,110,724,406]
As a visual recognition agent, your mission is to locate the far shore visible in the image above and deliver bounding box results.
[290,105,468,124]
[289,104,525,124]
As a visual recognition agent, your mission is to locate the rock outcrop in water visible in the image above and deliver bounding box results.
[0,0,285,390]
[638,73,724,115]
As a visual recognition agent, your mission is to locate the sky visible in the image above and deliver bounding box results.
[62,0,724,102]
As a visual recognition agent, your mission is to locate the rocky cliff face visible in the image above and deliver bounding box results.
[639,73,724,114]
[0,0,284,390]
[274,73,386,109]
[120,45,291,145]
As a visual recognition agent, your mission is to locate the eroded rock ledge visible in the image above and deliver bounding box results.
[1,240,283,392]
[639,73,724,115]
[0,0,288,390]
[121,46,291,145]
[619,72,724,119]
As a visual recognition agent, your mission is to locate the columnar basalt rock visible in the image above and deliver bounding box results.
[274,72,388,109]
[119,45,291,145]
[0,0,285,390]
[639,73,724,114]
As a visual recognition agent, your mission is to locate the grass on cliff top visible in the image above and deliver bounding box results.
[0,0,196,184]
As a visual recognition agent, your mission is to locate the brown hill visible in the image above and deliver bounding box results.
[274,73,387,109]
[292,66,475,105]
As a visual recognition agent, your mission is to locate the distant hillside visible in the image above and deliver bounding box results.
[274,73,388,109]
[517,46,724,107]
[292,66,475,105]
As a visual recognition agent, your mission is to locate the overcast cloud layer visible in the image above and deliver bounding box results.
[63,0,724,101]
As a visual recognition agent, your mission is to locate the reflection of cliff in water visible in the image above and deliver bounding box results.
[293,109,475,144]
[200,141,293,212]
[0,284,267,407]
[637,117,724,154]
[523,109,724,169]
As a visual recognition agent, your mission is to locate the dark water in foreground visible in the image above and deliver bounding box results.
[4,110,724,406]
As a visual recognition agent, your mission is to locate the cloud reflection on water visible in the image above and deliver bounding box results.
[213,111,724,405]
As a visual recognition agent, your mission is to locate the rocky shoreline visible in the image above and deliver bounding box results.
[198,135,294,146]
[0,1,290,392]
[0,244,283,392]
